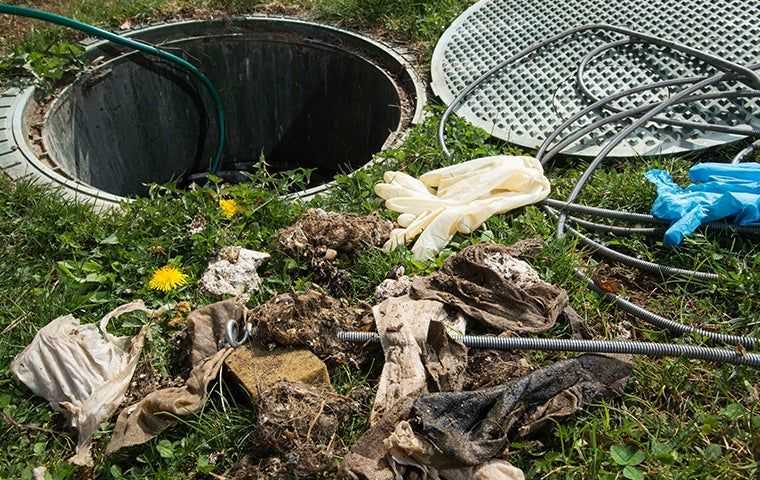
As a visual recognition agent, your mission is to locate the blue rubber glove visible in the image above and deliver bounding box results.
[645,163,760,246]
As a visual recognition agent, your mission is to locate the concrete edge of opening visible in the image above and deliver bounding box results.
[0,16,428,209]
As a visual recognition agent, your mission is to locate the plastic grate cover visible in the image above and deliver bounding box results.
[431,0,760,157]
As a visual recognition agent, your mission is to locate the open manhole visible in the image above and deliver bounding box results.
[0,17,425,207]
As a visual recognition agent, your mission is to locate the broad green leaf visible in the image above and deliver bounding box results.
[156,439,174,459]
[610,445,635,465]
[628,450,646,466]
[721,403,744,420]
[651,441,677,464]
[81,260,102,273]
[100,233,120,245]
[623,466,644,480]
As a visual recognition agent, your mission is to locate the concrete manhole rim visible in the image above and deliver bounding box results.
[0,16,427,208]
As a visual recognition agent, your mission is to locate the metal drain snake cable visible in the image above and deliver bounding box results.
[541,207,759,349]
[0,4,226,173]
[543,77,758,278]
[541,198,760,233]
[535,88,760,239]
[337,331,760,367]
[543,71,760,349]
[537,90,760,166]
[576,40,760,135]
[432,24,760,353]
[732,139,760,164]
[551,75,751,237]
[543,206,717,280]
[437,23,760,159]
[535,86,760,273]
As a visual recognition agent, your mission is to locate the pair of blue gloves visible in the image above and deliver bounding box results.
[646,162,760,245]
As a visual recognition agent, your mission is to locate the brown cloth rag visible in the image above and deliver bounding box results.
[106,299,244,453]
[410,242,568,333]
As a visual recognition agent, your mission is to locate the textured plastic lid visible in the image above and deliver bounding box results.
[431,0,760,157]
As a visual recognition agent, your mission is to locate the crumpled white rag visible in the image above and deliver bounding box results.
[375,155,550,260]
[11,301,159,465]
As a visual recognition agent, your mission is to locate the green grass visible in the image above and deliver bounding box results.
[2,0,760,478]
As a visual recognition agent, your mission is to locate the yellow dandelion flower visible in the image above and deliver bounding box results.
[219,198,240,219]
[149,265,188,292]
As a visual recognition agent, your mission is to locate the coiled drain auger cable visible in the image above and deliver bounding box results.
[337,332,760,367]
[340,24,760,367]
[0,4,226,173]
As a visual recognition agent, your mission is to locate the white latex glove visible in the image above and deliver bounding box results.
[375,155,550,260]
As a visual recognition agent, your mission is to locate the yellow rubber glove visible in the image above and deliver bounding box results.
[375,155,550,260]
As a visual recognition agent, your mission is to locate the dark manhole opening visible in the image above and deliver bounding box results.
[41,18,423,198]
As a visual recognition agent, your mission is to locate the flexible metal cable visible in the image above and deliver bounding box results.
[439,23,760,159]
[544,207,718,280]
[732,139,760,164]
[576,269,757,347]
[337,331,760,367]
[542,198,760,232]
[575,40,760,135]
[433,25,760,359]
[543,198,664,223]
[558,212,663,236]
[548,58,760,348]
[537,90,760,167]
[554,75,728,237]
[0,4,226,172]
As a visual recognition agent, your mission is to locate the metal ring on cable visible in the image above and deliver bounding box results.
[225,319,252,347]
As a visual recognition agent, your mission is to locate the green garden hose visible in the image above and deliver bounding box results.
[0,4,225,172]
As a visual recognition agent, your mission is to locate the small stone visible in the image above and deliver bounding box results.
[324,248,338,261]
[32,466,46,480]
[374,275,413,302]
[200,247,269,297]
[387,265,405,279]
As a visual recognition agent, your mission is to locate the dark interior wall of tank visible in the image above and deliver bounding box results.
[45,57,204,197]
[43,36,402,197]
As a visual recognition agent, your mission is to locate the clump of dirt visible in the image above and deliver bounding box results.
[252,289,375,367]
[482,252,541,290]
[463,349,534,390]
[277,208,393,294]
[228,456,288,480]
[122,360,184,407]
[503,236,545,258]
[279,208,393,255]
[253,381,363,478]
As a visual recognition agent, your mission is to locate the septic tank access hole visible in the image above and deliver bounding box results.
[0,17,425,207]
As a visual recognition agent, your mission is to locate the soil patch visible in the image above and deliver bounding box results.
[253,289,376,367]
